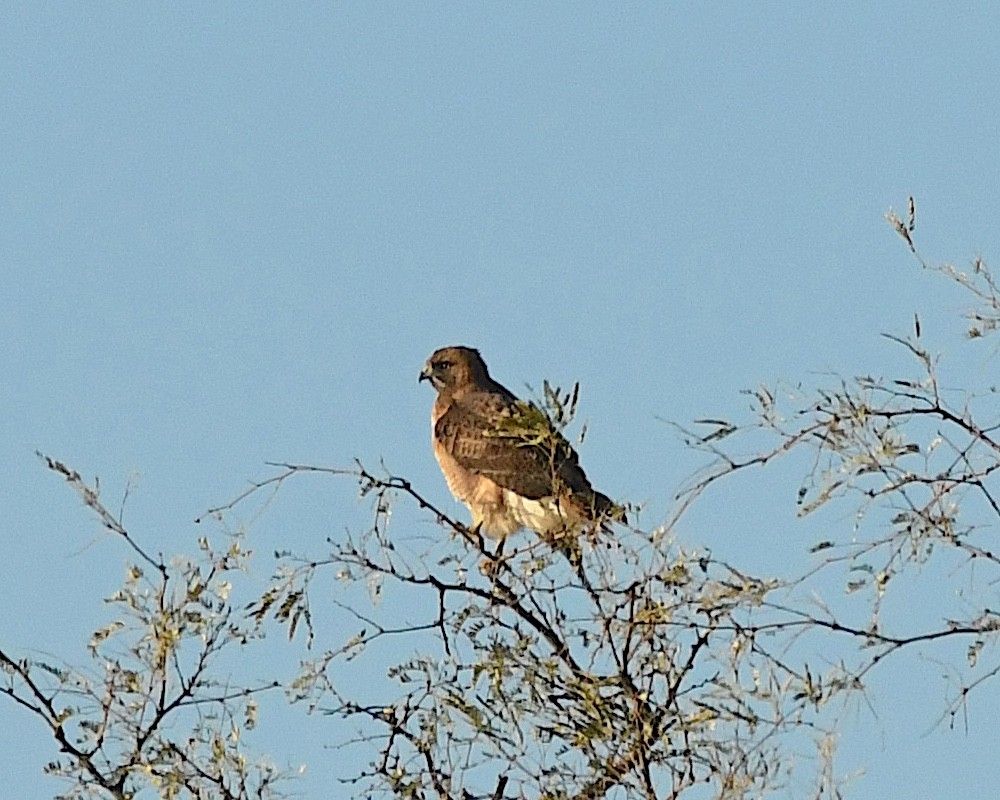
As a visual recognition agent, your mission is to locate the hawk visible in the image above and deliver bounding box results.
[419,346,624,539]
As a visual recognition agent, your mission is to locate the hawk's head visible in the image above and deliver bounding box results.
[420,346,490,394]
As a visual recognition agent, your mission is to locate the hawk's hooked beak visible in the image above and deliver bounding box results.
[419,363,433,384]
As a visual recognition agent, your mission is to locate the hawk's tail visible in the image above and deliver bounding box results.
[589,490,628,526]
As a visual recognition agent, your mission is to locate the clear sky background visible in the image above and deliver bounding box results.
[3,4,1000,798]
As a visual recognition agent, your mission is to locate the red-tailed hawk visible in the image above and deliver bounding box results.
[419,346,624,539]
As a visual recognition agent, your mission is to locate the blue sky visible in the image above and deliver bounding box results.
[3,4,1000,798]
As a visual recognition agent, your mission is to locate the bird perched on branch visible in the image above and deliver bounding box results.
[419,346,625,539]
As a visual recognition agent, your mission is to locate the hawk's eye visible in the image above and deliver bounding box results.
[437,360,452,370]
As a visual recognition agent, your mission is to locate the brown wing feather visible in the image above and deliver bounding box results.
[435,393,552,500]
[435,391,610,515]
